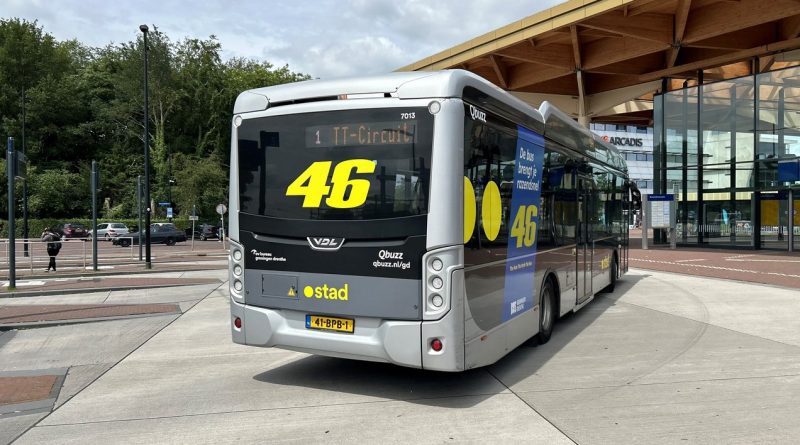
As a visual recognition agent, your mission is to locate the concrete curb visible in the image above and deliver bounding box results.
[0,311,181,331]
[0,281,223,299]
[4,261,227,282]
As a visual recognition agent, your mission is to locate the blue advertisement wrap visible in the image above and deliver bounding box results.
[502,126,545,322]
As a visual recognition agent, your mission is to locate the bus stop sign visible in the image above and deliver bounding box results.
[216,203,227,215]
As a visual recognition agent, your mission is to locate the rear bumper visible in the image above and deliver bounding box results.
[231,298,423,368]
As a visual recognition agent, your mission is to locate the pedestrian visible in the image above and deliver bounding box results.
[41,227,62,272]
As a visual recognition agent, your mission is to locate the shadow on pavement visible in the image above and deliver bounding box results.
[488,273,649,387]
[253,273,649,408]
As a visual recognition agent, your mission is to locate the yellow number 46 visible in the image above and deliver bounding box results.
[510,205,538,248]
[286,159,376,208]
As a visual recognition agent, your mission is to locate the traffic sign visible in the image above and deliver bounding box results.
[189,215,199,221]
[216,203,227,215]
[158,202,170,207]
[167,207,173,218]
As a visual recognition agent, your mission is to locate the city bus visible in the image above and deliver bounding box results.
[228,70,634,371]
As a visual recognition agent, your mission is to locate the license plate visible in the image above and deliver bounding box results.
[305,315,354,333]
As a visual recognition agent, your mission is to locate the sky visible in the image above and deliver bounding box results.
[4,0,564,79]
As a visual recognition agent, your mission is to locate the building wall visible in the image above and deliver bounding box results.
[653,65,800,251]
[590,124,654,195]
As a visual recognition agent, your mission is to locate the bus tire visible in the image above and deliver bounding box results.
[537,278,555,344]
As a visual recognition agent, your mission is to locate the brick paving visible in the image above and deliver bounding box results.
[628,237,800,289]
[0,375,58,406]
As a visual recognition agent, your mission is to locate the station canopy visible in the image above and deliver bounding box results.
[399,0,800,126]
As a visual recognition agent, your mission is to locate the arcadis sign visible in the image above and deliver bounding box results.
[601,135,643,147]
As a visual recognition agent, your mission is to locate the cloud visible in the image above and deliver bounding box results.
[4,0,565,78]
[287,35,407,79]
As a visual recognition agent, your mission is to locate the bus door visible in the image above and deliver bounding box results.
[576,175,594,303]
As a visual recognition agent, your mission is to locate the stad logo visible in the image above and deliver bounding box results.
[303,284,349,301]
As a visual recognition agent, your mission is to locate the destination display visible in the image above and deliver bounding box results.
[305,120,417,148]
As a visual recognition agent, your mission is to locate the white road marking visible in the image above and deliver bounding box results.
[725,259,800,263]
[674,259,707,263]
[630,258,800,279]
[0,280,46,287]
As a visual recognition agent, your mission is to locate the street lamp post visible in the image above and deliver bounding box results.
[140,24,152,269]
[22,88,28,258]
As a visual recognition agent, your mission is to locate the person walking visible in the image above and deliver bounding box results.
[41,227,62,272]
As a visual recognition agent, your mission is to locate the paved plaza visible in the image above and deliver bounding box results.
[0,248,799,443]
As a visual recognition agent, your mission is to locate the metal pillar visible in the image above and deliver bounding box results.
[7,138,16,289]
[91,160,98,271]
[137,175,143,261]
[140,25,152,269]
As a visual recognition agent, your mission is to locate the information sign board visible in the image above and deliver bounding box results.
[648,194,674,229]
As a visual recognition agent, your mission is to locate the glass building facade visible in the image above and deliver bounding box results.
[654,65,800,250]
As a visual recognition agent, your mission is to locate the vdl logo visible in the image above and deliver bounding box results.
[307,237,344,251]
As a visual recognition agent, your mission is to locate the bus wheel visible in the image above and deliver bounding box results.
[538,279,555,344]
[602,257,618,293]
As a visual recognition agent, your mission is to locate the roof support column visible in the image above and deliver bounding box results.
[577,69,588,128]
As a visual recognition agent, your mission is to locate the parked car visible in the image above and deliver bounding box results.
[88,222,130,240]
[54,222,89,239]
[185,223,219,241]
[113,223,187,247]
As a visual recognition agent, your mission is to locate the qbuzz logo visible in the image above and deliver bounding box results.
[307,237,344,251]
[469,104,487,123]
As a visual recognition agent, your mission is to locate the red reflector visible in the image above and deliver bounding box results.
[431,338,443,352]
[234,317,242,329]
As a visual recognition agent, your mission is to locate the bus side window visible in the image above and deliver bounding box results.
[546,142,577,244]
[463,107,516,261]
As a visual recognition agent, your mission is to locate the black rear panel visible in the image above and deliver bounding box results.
[241,230,425,280]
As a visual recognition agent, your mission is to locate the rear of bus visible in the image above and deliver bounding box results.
[228,75,465,371]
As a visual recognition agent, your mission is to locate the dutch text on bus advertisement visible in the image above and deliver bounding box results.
[502,126,544,322]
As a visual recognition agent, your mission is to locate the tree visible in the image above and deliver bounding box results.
[0,18,310,221]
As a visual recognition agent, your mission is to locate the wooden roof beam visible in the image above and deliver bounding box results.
[581,11,672,45]
[626,0,667,17]
[530,31,572,47]
[763,16,800,72]
[507,63,574,90]
[687,24,776,50]
[667,0,693,67]
[495,44,575,69]
[640,35,800,81]
[570,26,582,69]
[683,0,800,44]
[582,36,670,71]
[488,55,508,89]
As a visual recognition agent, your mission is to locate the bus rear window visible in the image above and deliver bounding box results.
[237,108,433,220]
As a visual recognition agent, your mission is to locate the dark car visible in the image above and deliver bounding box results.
[54,222,89,239]
[185,223,219,241]
[113,223,187,247]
